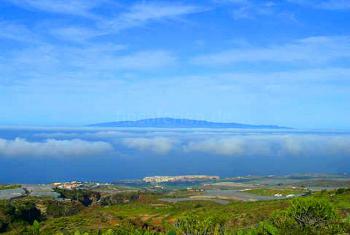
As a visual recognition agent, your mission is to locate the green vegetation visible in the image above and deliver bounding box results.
[53,188,140,207]
[295,179,350,188]
[45,200,84,218]
[237,197,350,234]
[54,188,101,207]
[0,185,21,191]
[99,192,140,206]
[175,214,226,234]
[0,199,41,233]
[1,188,350,234]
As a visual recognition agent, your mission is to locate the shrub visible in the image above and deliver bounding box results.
[268,198,345,234]
[46,200,83,218]
[12,200,42,224]
[335,188,350,195]
[99,192,139,206]
[0,200,15,232]
[236,198,348,235]
[286,198,337,228]
[54,188,101,206]
[175,214,227,235]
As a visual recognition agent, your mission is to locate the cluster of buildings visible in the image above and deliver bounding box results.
[52,181,83,190]
[186,187,205,192]
[274,193,295,198]
[51,181,112,190]
[143,175,220,183]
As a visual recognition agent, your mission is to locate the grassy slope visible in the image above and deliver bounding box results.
[3,190,350,234]
[38,194,290,234]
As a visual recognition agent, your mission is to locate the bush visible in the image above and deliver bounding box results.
[54,188,101,206]
[0,200,15,231]
[99,192,139,206]
[0,200,41,233]
[46,200,83,218]
[335,188,350,195]
[286,198,337,228]
[0,215,10,233]
[12,200,42,224]
[236,198,348,235]
[175,214,227,235]
[268,198,345,234]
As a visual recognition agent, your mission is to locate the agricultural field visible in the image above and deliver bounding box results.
[246,188,307,196]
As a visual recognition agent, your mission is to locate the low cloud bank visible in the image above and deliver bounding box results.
[183,137,244,156]
[183,135,350,157]
[0,138,114,157]
[1,133,350,158]
[122,137,174,154]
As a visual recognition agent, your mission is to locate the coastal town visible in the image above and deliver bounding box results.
[143,175,220,183]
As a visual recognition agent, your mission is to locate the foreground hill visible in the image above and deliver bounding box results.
[89,117,290,129]
[1,188,350,234]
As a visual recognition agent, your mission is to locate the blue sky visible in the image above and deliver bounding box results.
[0,0,350,128]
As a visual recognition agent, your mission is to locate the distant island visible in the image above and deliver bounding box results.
[88,117,290,129]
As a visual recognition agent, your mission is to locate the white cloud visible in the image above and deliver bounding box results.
[50,2,203,43]
[0,21,38,43]
[6,1,203,42]
[192,36,350,66]
[319,0,350,10]
[0,2,203,83]
[7,0,202,22]
[0,42,175,82]
[289,0,350,10]
[0,138,114,157]
[6,0,105,18]
[2,132,350,158]
[184,137,244,155]
[109,3,203,31]
[122,137,174,154]
[49,26,102,43]
[233,2,276,19]
[3,1,204,46]
[183,134,350,157]
[115,50,177,70]
[214,0,286,20]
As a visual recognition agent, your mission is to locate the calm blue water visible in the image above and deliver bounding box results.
[0,127,349,183]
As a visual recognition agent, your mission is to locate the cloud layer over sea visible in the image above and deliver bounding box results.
[0,127,349,183]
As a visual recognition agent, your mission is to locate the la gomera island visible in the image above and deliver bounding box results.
[1,174,350,234]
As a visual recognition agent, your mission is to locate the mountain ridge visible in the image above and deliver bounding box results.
[88,117,290,129]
